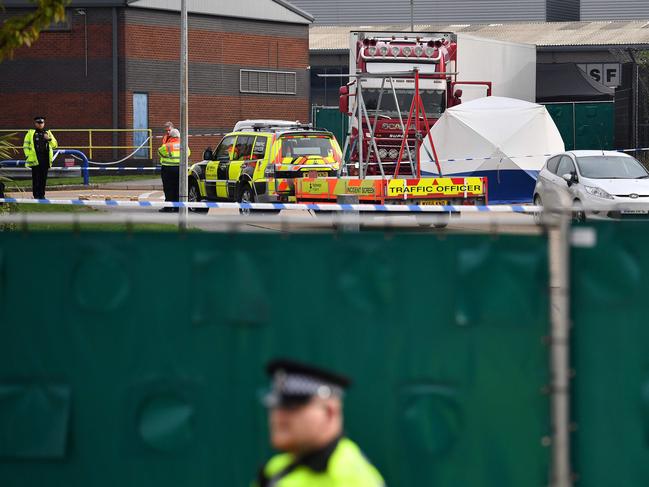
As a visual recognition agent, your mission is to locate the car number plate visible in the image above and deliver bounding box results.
[621,209,649,214]
[419,200,449,206]
[304,171,329,178]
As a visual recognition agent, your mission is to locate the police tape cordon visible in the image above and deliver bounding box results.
[0,197,537,213]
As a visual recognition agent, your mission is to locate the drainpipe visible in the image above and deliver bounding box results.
[628,49,639,150]
[112,7,118,159]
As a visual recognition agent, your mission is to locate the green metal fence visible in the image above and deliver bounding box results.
[312,106,349,147]
[544,102,614,151]
[571,222,649,486]
[0,231,550,487]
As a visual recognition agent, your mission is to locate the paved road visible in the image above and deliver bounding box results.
[7,187,540,234]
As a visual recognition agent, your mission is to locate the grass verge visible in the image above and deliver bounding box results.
[2,174,157,189]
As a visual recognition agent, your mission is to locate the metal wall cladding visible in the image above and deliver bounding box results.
[0,232,550,487]
[291,0,555,24]
[581,0,649,21]
[123,7,309,36]
[571,222,649,486]
[546,0,580,21]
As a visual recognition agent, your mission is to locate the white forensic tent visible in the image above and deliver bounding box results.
[420,96,565,203]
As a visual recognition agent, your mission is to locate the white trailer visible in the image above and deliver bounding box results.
[454,33,536,103]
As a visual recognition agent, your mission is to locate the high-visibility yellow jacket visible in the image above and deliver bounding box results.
[158,137,190,166]
[255,438,384,487]
[23,129,58,167]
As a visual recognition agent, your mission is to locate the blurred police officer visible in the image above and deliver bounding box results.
[255,359,385,487]
[162,121,175,145]
[23,116,58,199]
[157,128,190,213]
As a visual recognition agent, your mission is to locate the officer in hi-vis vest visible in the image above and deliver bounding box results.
[157,128,190,213]
[23,116,58,199]
[255,359,385,487]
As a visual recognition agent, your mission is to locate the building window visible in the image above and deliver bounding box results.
[240,69,296,95]
[43,13,71,32]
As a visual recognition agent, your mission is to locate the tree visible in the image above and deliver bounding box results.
[0,133,17,160]
[0,0,69,62]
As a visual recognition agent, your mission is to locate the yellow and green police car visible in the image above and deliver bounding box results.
[188,121,342,213]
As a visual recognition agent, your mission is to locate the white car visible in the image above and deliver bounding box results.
[533,150,649,220]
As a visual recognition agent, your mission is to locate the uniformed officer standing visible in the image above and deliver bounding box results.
[157,128,190,213]
[23,116,58,199]
[255,359,385,487]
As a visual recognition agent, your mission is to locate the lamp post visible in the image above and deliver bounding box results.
[179,0,189,228]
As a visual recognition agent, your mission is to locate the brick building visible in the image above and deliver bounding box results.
[0,0,313,160]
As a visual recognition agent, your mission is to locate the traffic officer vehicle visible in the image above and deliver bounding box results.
[188,121,342,213]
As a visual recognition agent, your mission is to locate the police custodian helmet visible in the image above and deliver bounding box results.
[263,358,351,408]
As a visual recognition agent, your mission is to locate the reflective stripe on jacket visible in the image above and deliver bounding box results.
[23,129,58,167]
[158,138,190,166]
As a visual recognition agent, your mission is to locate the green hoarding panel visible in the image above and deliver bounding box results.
[571,222,649,486]
[544,102,614,152]
[545,104,575,150]
[314,107,348,147]
[0,232,549,487]
[574,103,614,150]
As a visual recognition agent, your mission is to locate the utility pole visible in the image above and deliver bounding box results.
[179,0,189,229]
[410,0,414,32]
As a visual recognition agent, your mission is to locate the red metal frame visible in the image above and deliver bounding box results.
[393,69,442,178]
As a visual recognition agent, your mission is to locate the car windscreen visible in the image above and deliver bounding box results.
[363,88,446,117]
[576,155,649,179]
[280,136,335,158]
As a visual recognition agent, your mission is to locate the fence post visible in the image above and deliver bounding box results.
[336,194,359,232]
[548,200,572,487]
[59,150,90,186]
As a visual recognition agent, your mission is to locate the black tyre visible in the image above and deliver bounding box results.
[238,183,254,216]
[239,182,281,216]
[433,212,450,229]
[533,194,543,225]
[573,199,586,222]
[188,179,209,214]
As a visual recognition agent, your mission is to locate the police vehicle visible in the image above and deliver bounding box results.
[188,121,342,213]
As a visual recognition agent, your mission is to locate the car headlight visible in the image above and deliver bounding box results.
[584,185,614,200]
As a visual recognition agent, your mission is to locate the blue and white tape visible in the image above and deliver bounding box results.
[0,166,161,171]
[0,197,538,213]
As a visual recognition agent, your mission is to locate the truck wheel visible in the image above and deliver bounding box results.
[189,179,209,214]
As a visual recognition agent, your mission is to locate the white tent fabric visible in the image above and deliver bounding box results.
[420,96,565,203]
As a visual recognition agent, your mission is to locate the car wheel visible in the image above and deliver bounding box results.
[238,183,254,216]
[433,212,450,229]
[533,194,543,225]
[573,199,586,223]
[188,179,209,214]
